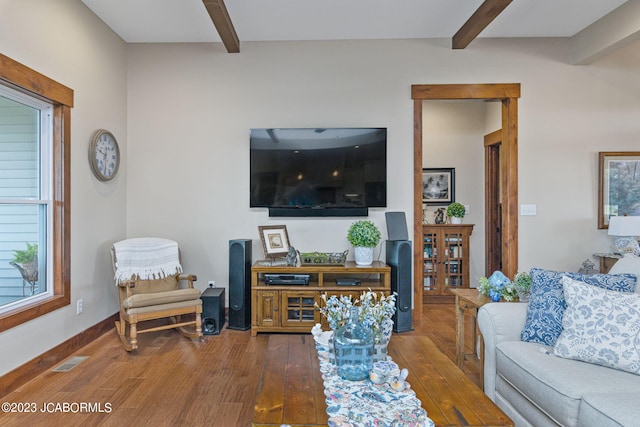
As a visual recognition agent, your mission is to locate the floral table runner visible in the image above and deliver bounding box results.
[316,347,435,427]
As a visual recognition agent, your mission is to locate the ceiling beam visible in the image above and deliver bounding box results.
[452,0,512,49]
[570,0,640,65]
[202,0,240,53]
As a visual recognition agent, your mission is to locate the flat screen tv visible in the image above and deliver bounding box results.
[250,128,387,217]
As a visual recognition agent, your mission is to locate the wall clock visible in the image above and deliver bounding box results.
[89,129,120,181]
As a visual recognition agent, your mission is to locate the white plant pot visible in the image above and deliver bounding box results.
[354,246,374,266]
[451,217,462,224]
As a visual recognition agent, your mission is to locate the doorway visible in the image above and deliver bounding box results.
[411,84,520,320]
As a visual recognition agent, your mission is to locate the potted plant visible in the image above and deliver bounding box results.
[10,243,38,294]
[513,271,532,301]
[446,202,466,224]
[347,220,381,266]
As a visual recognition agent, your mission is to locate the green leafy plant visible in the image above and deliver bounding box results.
[346,220,381,248]
[513,271,532,291]
[12,242,38,265]
[446,202,466,218]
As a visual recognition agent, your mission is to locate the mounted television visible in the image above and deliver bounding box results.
[250,128,387,217]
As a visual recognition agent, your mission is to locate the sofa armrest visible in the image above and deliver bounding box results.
[477,302,528,401]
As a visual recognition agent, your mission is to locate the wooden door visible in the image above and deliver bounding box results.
[485,130,502,274]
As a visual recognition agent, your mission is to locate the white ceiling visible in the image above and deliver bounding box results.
[81,0,629,44]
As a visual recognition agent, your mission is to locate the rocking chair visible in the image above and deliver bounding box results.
[111,238,203,351]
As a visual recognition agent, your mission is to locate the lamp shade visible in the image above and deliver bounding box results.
[608,216,640,236]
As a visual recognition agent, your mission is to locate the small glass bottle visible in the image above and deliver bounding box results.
[333,306,374,381]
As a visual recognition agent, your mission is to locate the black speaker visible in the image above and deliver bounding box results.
[201,286,225,335]
[228,239,252,331]
[386,240,413,332]
[385,211,409,241]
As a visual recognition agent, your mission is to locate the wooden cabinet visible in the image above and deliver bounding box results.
[251,261,391,335]
[422,224,474,304]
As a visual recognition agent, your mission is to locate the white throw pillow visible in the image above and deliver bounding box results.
[608,254,640,291]
[554,276,640,375]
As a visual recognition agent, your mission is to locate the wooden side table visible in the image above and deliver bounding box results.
[450,288,490,388]
[593,252,622,273]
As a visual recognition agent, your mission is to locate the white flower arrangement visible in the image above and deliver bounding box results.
[315,289,397,344]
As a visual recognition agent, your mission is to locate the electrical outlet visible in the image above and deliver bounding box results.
[464,205,470,215]
[76,299,83,315]
[208,280,215,288]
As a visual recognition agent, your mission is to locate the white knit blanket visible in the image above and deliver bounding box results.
[113,238,183,283]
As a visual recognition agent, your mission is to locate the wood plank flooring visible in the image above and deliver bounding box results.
[1,304,480,426]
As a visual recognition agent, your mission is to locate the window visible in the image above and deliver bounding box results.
[0,53,72,332]
[0,86,53,310]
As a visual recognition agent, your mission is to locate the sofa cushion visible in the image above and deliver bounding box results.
[578,392,640,427]
[520,268,636,346]
[496,340,640,427]
[554,276,640,375]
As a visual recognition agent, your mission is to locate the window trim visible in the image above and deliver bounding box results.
[0,53,73,332]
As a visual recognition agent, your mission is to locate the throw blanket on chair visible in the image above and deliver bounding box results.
[113,238,183,283]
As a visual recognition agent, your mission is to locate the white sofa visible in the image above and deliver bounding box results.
[479,302,640,426]
[479,254,640,427]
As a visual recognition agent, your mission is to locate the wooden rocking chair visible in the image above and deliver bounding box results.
[111,238,203,351]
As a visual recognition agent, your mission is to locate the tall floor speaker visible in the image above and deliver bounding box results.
[201,286,225,335]
[386,240,413,332]
[228,239,252,331]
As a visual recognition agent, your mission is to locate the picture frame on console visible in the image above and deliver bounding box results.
[422,168,455,205]
[598,152,640,229]
[258,225,290,258]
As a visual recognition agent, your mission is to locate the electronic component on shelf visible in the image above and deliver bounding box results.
[264,274,310,285]
[336,278,361,286]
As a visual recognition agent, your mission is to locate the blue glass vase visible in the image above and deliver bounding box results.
[333,306,374,381]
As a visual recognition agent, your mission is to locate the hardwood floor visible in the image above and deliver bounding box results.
[1,304,481,426]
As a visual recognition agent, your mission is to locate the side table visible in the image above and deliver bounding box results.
[450,288,490,388]
[593,252,622,273]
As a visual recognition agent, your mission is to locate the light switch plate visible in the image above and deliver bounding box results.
[520,204,537,216]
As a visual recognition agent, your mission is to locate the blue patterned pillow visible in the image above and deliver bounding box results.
[520,268,637,346]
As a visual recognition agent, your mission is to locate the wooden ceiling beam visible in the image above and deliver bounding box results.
[202,0,240,53]
[452,0,512,49]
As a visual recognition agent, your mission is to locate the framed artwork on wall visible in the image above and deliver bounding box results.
[422,168,455,206]
[598,151,640,229]
[258,225,290,258]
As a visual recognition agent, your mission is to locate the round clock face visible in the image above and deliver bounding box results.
[89,130,120,181]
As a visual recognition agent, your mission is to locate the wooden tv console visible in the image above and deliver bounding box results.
[250,261,391,336]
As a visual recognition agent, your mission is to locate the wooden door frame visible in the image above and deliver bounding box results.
[412,84,520,320]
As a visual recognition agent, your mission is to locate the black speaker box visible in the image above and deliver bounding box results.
[228,239,252,331]
[386,240,413,332]
[385,211,409,241]
[201,286,225,335]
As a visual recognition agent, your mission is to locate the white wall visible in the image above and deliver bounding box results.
[1,0,640,377]
[0,0,127,376]
[126,37,640,302]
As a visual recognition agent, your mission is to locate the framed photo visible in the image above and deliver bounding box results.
[258,225,290,258]
[422,168,455,205]
[598,152,640,229]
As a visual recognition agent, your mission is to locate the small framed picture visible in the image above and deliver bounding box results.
[598,152,640,229]
[422,168,455,205]
[258,225,290,258]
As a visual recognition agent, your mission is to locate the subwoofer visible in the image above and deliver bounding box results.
[386,240,413,332]
[201,286,225,335]
[228,239,252,330]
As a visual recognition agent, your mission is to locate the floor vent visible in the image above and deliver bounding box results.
[52,356,89,372]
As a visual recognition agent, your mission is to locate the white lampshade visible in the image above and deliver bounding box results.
[608,216,640,236]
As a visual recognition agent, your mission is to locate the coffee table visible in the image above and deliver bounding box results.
[252,334,512,426]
